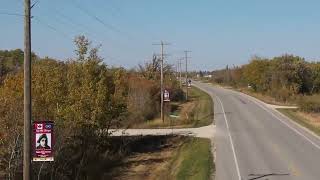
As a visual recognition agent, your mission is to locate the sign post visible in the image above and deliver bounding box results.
[33,121,54,162]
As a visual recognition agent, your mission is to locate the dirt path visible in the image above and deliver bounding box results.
[267,104,298,109]
[111,123,215,139]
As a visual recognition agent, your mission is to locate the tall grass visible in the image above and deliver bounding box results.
[298,95,320,113]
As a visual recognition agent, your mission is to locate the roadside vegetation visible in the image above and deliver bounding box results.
[0,35,185,179]
[108,136,214,180]
[168,137,213,180]
[203,54,320,136]
[133,86,214,128]
[278,109,320,136]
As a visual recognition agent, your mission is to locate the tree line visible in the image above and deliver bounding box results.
[209,55,320,112]
[0,35,182,179]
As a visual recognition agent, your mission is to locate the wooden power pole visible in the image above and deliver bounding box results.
[24,0,32,179]
[184,50,191,101]
[153,41,170,122]
[178,58,183,88]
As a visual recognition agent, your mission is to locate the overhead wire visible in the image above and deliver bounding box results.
[4,0,134,63]
[32,17,73,40]
[0,12,24,17]
[46,6,108,42]
[69,0,132,39]
[34,2,124,45]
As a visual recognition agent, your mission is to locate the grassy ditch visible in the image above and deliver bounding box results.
[277,109,320,136]
[110,136,214,180]
[135,86,214,128]
[187,86,214,127]
[167,137,214,180]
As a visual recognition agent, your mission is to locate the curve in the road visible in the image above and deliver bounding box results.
[194,81,320,180]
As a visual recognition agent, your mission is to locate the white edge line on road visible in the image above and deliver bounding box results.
[216,95,242,180]
[239,92,320,150]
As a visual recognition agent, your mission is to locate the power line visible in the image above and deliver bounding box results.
[30,0,40,9]
[42,1,132,44]
[0,8,72,41]
[13,0,134,48]
[10,0,70,40]
[0,12,24,17]
[70,0,124,35]
[33,17,73,40]
[24,4,100,43]
[14,0,121,41]
[12,0,88,38]
[53,8,93,34]
[43,5,120,45]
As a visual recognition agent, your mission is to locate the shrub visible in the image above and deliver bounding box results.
[298,95,320,113]
[171,88,185,102]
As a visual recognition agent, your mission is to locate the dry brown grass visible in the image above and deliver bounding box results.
[278,109,320,136]
[110,136,213,180]
[296,112,320,128]
[178,101,196,122]
[238,88,294,106]
[112,136,185,180]
[213,83,291,105]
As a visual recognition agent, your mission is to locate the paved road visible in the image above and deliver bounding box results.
[194,81,320,180]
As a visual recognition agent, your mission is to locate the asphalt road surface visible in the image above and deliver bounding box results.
[194,81,320,180]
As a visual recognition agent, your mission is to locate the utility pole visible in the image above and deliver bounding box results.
[184,50,191,101]
[153,41,170,122]
[24,0,32,179]
[178,58,183,88]
[176,61,178,79]
[0,57,3,79]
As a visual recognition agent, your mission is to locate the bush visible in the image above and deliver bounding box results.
[171,88,185,102]
[268,88,292,103]
[298,96,320,113]
[126,76,159,124]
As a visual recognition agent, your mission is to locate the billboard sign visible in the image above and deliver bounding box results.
[33,121,54,161]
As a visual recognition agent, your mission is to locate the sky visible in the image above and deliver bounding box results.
[1,0,320,71]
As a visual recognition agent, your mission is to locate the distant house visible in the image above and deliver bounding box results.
[204,74,212,78]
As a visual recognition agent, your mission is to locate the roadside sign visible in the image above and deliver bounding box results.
[164,89,170,102]
[187,79,192,88]
[33,121,54,161]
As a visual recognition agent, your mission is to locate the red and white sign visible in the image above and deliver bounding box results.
[33,121,54,161]
[164,90,170,102]
[187,79,192,88]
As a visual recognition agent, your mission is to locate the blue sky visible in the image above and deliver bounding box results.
[1,0,320,70]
